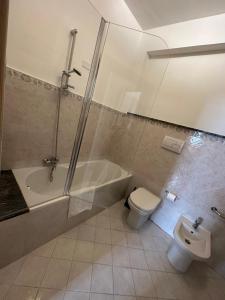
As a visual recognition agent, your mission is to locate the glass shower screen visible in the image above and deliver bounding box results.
[66,22,168,217]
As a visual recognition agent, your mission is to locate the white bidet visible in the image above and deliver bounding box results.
[167,215,211,272]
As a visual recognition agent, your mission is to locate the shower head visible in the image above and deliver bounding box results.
[70,29,78,36]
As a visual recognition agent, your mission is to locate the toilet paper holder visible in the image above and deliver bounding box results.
[165,190,177,202]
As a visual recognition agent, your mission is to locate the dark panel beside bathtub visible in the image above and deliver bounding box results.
[0,170,29,221]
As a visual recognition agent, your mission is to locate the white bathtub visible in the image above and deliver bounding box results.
[13,159,132,209]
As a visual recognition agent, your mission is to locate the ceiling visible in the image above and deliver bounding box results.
[124,0,225,29]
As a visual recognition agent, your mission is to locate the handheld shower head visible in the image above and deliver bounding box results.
[69,68,82,76]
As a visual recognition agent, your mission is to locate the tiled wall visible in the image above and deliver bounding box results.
[2,68,58,168]
[105,112,225,277]
[2,68,110,169]
[3,68,225,277]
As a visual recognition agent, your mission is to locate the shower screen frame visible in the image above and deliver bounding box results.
[64,17,108,195]
[64,18,168,197]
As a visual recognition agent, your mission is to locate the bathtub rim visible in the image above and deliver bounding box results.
[12,159,132,209]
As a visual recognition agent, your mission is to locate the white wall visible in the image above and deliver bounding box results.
[93,23,168,113]
[89,0,141,30]
[147,14,225,136]
[6,0,167,113]
[149,13,225,47]
[7,0,101,96]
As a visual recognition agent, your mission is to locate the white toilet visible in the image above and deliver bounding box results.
[127,187,161,229]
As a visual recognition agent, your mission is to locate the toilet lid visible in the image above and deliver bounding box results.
[130,188,160,212]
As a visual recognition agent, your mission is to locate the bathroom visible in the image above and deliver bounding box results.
[0,0,225,299]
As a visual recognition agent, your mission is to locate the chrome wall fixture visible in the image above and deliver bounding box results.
[43,28,82,182]
[61,29,82,91]
[64,17,108,195]
[211,207,225,220]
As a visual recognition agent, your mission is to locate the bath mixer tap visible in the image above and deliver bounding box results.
[42,157,58,182]
[61,68,82,90]
[192,217,203,229]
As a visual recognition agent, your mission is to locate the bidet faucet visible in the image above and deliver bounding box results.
[192,217,203,229]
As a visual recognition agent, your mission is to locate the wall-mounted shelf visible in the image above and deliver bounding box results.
[147,42,225,59]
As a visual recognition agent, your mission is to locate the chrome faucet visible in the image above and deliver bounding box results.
[42,157,58,182]
[61,68,82,90]
[192,217,203,229]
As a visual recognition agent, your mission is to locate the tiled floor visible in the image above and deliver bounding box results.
[0,200,225,300]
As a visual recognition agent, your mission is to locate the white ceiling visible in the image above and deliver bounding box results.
[124,0,225,29]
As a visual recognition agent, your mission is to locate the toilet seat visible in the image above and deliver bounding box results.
[129,187,160,213]
[128,198,150,216]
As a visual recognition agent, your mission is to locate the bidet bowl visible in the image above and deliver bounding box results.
[174,215,211,260]
[167,215,211,272]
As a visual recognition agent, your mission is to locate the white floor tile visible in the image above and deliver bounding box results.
[61,228,78,240]
[140,236,158,251]
[183,275,215,300]
[110,217,124,231]
[98,209,110,218]
[112,246,130,268]
[67,262,92,292]
[111,230,127,246]
[126,233,143,249]
[52,238,76,260]
[95,228,111,244]
[128,248,148,270]
[91,264,113,294]
[36,288,64,300]
[153,237,170,252]
[78,225,95,242]
[113,267,135,296]
[64,291,90,300]
[0,257,25,284]
[90,293,114,300]
[1,202,224,300]
[151,271,176,299]
[85,216,97,226]
[190,261,222,279]
[96,215,110,229]
[206,278,225,300]
[31,239,57,257]
[5,285,37,300]
[0,284,10,299]
[41,258,71,289]
[15,256,49,287]
[160,250,177,273]
[144,250,165,271]
[93,243,112,265]
[139,221,164,238]
[136,297,156,300]
[132,269,156,298]
[122,218,138,233]
[73,241,94,262]
[109,202,126,219]
[114,296,136,300]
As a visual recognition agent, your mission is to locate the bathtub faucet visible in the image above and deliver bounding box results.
[42,157,59,182]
